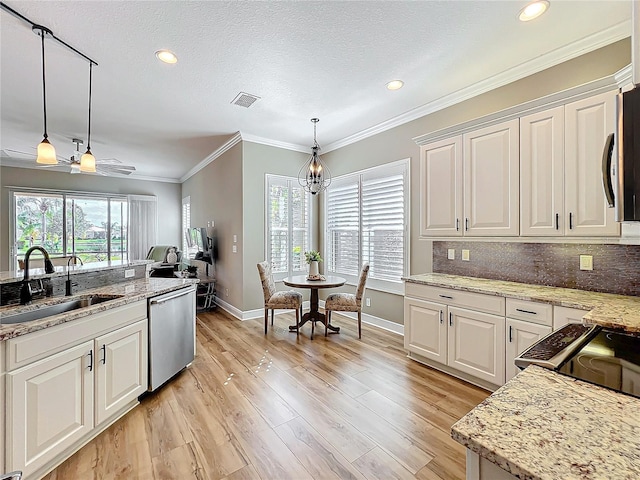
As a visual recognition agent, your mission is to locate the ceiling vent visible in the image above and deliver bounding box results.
[231,92,260,108]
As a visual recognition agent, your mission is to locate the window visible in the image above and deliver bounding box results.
[182,196,197,259]
[13,189,129,268]
[266,175,310,279]
[325,159,409,293]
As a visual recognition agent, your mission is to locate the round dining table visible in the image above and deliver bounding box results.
[283,275,346,334]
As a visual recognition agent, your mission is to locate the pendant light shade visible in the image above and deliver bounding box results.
[81,62,97,173]
[298,118,331,195]
[34,25,57,165]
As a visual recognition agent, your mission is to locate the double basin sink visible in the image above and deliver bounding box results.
[0,295,122,325]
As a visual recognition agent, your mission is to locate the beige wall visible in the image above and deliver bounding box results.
[0,165,181,271]
[181,143,244,309]
[321,39,631,326]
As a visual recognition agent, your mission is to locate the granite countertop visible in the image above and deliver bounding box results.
[0,277,199,340]
[403,273,640,333]
[451,365,640,480]
[0,260,153,284]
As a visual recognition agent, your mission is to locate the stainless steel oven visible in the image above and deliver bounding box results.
[515,324,640,399]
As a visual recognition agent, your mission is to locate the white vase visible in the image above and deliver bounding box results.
[308,261,319,277]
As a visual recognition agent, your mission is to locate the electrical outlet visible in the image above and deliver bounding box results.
[232,245,237,253]
[579,255,593,271]
[365,297,371,307]
[448,249,455,260]
[462,249,470,261]
[124,269,135,278]
[225,288,229,297]
[233,234,237,243]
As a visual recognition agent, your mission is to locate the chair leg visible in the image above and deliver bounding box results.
[325,310,330,337]
[264,308,269,334]
[295,307,300,335]
[271,309,275,326]
[358,310,362,339]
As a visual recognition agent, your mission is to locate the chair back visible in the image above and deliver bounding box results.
[257,261,276,303]
[355,263,370,303]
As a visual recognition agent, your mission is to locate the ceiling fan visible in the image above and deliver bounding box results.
[3,138,136,176]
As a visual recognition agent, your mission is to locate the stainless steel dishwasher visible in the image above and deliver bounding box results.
[148,286,197,391]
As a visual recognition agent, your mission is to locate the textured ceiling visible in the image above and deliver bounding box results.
[0,1,632,182]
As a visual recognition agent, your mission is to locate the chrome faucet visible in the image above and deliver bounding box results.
[65,255,84,296]
[20,246,55,305]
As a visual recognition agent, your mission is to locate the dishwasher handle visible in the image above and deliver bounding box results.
[150,287,196,305]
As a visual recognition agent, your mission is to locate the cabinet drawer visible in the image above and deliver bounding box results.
[405,283,505,316]
[506,299,552,326]
[6,300,146,371]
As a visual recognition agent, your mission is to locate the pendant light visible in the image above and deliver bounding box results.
[298,118,331,195]
[80,63,96,173]
[34,25,57,165]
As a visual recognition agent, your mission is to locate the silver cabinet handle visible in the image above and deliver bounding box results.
[449,312,453,326]
[439,294,453,299]
[101,344,106,364]
[456,218,460,231]
[465,218,469,231]
[555,213,559,230]
[87,350,93,372]
[516,308,537,315]
[509,325,513,343]
[439,310,443,324]
[569,212,573,229]
[150,286,196,305]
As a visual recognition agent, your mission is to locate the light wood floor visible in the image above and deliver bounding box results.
[42,309,489,480]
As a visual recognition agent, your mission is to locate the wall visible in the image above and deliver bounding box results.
[241,141,312,312]
[0,165,181,271]
[321,39,631,326]
[181,143,244,310]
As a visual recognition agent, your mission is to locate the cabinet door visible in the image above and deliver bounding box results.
[505,319,552,382]
[404,298,447,363]
[6,341,94,476]
[553,306,587,330]
[520,107,565,236]
[448,307,505,386]
[463,119,520,236]
[420,136,463,236]
[564,91,619,236]
[95,320,148,425]
[0,373,4,475]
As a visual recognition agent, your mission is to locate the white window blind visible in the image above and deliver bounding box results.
[182,196,191,256]
[266,175,310,279]
[325,159,408,292]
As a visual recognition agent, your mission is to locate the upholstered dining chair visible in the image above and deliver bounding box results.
[257,261,303,334]
[324,263,370,339]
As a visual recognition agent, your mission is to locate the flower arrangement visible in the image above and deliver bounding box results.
[304,250,323,263]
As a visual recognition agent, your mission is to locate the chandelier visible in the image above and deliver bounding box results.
[298,118,331,195]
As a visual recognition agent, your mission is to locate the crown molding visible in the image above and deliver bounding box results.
[240,132,309,153]
[615,64,633,86]
[323,20,630,153]
[180,132,243,183]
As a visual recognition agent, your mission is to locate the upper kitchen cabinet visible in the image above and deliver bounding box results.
[463,119,520,236]
[419,136,463,236]
[564,91,619,236]
[419,119,520,237]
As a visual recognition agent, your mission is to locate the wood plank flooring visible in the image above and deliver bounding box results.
[42,309,489,480]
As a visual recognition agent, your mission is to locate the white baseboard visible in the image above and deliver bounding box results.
[216,299,403,336]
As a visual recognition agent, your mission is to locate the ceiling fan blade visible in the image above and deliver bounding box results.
[99,164,135,170]
[96,158,123,164]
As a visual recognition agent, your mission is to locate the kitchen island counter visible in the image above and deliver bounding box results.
[0,277,198,340]
[451,365,640,480]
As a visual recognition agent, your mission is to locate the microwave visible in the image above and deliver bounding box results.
[603,87,640,221]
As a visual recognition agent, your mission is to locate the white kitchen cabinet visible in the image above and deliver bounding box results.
[1,341,5,475]
[419,136,463,236]
[404,297,447,363]
[95,320,148,426]
[553,306,588,330]
[463,119,520,236]
[505,318,552,381]
[6,341,94,478]
[564,91,619,236]
[520,106,565,236]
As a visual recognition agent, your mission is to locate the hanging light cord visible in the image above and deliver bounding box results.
[86,63,93,151]
[39,28,48,139]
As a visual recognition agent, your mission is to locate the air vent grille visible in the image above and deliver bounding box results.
[231,92,260,108]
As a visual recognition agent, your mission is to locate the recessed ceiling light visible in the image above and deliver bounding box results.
[386,80,404,91]
[155,49,178,64]
[519,0,549,22]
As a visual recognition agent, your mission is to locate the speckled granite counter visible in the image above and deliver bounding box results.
[0,277,198,340]
[452,365,640,480]
[403,273,640,333]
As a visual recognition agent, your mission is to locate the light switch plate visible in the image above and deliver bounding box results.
[232,245,237,253]
[462,249,470,261]
[124,269,135,278]
[448,249,455,260]
[579,255,593,271]
[233,234,237,243]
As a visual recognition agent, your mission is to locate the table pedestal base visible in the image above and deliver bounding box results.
[288,288,340,337]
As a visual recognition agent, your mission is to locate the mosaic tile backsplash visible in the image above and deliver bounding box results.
[433,242,640,296]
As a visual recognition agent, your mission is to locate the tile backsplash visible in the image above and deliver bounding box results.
[433,241,640,296]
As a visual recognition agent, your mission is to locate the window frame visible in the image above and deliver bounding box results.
[264,174,312,282]
[324,158,410,294]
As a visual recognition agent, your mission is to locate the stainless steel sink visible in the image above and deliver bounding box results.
[0,296,122,325]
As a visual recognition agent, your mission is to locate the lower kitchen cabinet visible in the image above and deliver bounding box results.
[4,300,148,479]
[404,298,447,363]
[1,372,5,475]
[505,318,552,382]
[553,306,588,329]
